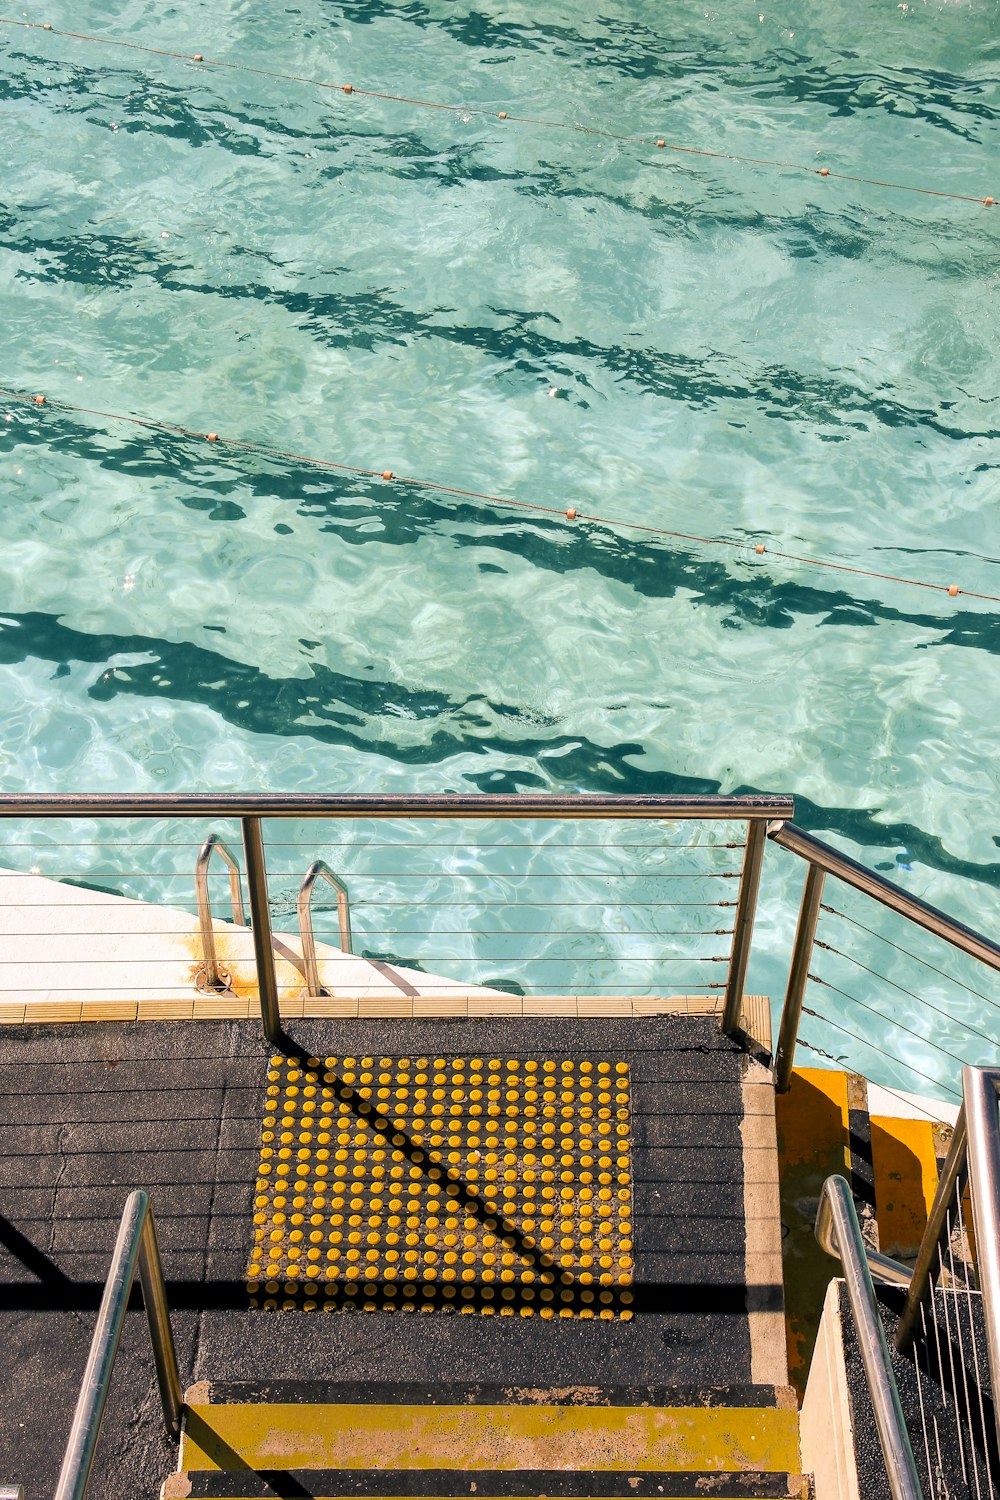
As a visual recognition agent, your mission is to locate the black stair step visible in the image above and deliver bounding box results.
[196,1381,797,1409]
[168,1470,803,1500]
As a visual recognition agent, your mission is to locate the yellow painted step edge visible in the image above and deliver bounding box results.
[180,1403,801,1475]
[166,1492,807,1500]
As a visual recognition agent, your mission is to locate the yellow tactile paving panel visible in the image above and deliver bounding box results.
[179,1401,800,1474]
[249,1053,633,1318]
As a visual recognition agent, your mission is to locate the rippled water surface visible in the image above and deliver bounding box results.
[0,0,998,1098]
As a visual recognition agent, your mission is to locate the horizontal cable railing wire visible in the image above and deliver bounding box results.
[797,1010,963,1103]
[0,804,765,1019]
[770,821,1000,1101]
[821,902,999,1009]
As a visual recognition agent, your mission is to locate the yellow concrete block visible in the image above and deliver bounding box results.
[870,1115,939,1259]
[776,1068,852,1392]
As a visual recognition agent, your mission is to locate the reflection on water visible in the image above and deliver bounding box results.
[0,0,998,1098]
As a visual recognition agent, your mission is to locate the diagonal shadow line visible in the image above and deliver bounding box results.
[276,1044,580,1282]
[185,1412,335,1494]
[0,1212,74,1286]
[183,1407,255,1472]
[0,1278,765,1314]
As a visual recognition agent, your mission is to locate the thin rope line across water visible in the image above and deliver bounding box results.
[2,385,997,605]
[0,18,995,209]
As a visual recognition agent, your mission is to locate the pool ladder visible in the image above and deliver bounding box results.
[195,833,351,997]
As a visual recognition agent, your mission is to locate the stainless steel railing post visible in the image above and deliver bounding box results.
[136,1204,183,1439]
[774,861,826,1092]
[53,1191,181,1500]
[897,1101,969,1352]
[962,1067,1000,1456]
[721,817,767,1035]
[816,1177,924,1500]
[241,815,281,1043]
[896,1067,1000,1458]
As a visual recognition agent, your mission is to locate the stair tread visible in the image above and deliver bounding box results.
[192,1380,799,1409]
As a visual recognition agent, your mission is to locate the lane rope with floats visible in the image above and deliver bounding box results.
[0,18,995,209]
[2,387,995,604]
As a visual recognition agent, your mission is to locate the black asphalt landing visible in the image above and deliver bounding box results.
[0,1016,761,1500]
[843,1282,999,1499]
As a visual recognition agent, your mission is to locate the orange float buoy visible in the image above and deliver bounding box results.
[193,53,204,61]
[381,470,393,481]
[656,139,665,149]
[33,393,45,405]
[820,167,829,176]
[985,197,995,207]
[206,431,219,442]
[498,111,507,119]
[42,21,52,29]
[342,84,353,94]
[565,508,577,520]
[947,584,960,597]
[754,544,766,554]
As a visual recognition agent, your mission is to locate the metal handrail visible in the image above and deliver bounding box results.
[897,1067,1000,1455]
[0,793,793,1044]
[194,833,247,991]
[0,792,794,819]
[769,821,1000,1091]
[816,1175,925,1500]
[298,861,353,996]
[54,1190,182,1500]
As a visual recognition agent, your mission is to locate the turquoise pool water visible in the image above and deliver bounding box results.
[0,1,998,1098]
